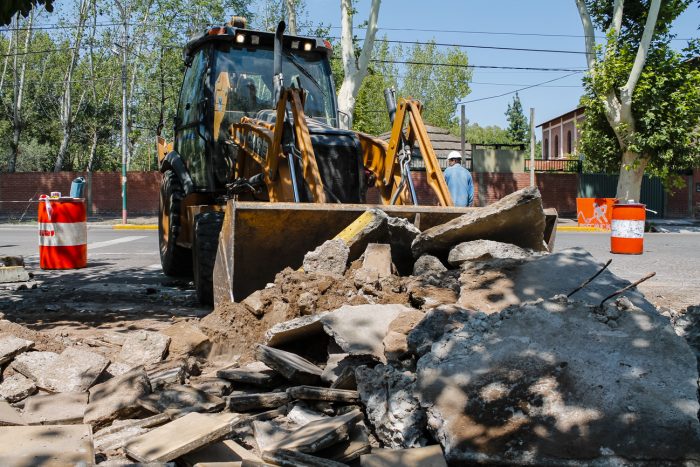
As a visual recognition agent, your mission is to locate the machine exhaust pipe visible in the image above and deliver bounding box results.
[273,21,286,105]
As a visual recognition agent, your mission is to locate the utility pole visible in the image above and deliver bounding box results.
[529,107,535,186]
[120,5,128,224]
[460,104,466,161]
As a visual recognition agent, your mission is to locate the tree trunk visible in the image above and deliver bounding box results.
[285,0,297,35]
[54,0,89,172]
[87,128,98,172]
[8,12,32,173]
[616,151,648,202]
[337,0,381,130]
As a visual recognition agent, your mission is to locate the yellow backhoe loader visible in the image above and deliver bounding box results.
[156,18,537,306]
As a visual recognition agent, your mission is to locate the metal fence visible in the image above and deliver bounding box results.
[525,158,581,173]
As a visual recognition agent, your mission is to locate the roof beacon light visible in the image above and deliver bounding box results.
[236,33,245,44]
[303,42,312,52]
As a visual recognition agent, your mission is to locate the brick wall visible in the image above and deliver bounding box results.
[0,171,161,217]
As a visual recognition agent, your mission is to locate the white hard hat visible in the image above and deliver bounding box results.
[447,151,462,160]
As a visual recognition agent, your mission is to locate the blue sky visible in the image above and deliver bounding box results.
[308,0,699,130]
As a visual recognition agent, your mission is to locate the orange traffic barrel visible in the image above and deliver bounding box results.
[38,196,87,269]
[610,202,646,255]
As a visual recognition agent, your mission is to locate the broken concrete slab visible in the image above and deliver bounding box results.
[416,297,700,464]
[266,409,363,453]
[217,361,281,387]
[242,290,268,318]
[360,445,447,467]
[84,367,151,429]
[118,331,171,367]
[93,413,170,453]
[142,384,225,415]
[356,364,426,449]
[303,239,350,277]
[0,335,34,365]
[406,306,474,358]
[264,314,326,348]
[412,185,547,257]
[286,403,327,426]
[342,208,390,261]
[447,239,533,266]
[24,391,88,425]
[412,255,447,277]
[383,309,425,362]
[262,449,348,467]
[386,216,421,275]
[255,344,322,385]
[316,421,371,463]
[361,243,393,278]
[159,321,211,358]
[0,266,29,284]
[0,400,25,426]
[320,304,414,361]
[0,373,37,403]
[287,386,359,403]
[189,376,233,398]
[253,419,295,453]
[125,412,239,462]
[13,347,109,393]
[226,391,290,412]
[457,247,659,314]
[180,439,262,466]
[147,358,187,389]
[0,424,94,466]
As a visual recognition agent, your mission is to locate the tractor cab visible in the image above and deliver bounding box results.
[175,18,341,192]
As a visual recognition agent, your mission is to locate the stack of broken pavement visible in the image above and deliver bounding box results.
[0,186,698,466]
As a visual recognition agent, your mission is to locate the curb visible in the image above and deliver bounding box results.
[112,224,158,230]
[556,225,609,232]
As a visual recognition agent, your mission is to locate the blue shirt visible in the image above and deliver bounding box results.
[444,164,474,207]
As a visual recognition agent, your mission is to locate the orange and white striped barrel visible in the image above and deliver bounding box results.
[38,196,87,269]
[610,202,645,255]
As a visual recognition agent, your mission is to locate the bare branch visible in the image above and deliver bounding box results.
[357,0,381,75]
[340,0,355,74]
[611,0,624,40]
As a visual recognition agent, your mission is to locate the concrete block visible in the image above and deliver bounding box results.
[93,413,169,453]
[303,239,350,277]
[12,347,109,393]
[159,321,211,358]
[217,361,281,387]
[361,243,393,278]
[0,335,34,365]
[0,424,94,466]
[0,400,26,426]
[0,266,29,283]
[125,412,239,462]
[255,344,322,385]
[266,409,363,453]
[180,439,261,466]
[287,386,359,403]
[141,384,225,415]
[118,331,171,367]
[264,314,325,348]
[360,445,447,467]
[262,449,348,467]
[226,392,290,412]
[0,373,36,403]
[84,367,151,429]
[24,392,88,425]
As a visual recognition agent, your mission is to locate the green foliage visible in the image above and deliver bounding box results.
[352,38,397,135]
[505,93,530,144]
[399,41,471,129]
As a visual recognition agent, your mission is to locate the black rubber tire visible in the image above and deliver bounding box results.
[192,211,224,306]
[159,170,192,276]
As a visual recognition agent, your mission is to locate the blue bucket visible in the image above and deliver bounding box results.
[70,177,86,198]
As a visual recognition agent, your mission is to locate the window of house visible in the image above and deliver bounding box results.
[544,138,549,159]
[567,130,572,154]
[554,135,559,158]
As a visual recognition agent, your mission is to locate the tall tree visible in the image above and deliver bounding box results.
[53,0,89,171]
[352,38,397,135]
[7,12,33,172]
[337,0,381,130]
[575,0,700,200]
[505,92,529,144]
[400,41,471,129]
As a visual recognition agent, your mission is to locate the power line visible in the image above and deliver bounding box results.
[0,22,122,32]
[458,72,582,104]
[329,25,693,41]
[329,37,589,55]
[0,47,75,57]
[364,58,586,72]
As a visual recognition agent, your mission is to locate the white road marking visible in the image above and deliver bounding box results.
[88,236,147,250]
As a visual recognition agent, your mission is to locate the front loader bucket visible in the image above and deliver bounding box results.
[212,200,558,307]
[212,201,476,306]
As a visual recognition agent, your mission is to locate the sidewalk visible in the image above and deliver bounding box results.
[557,217,700,233]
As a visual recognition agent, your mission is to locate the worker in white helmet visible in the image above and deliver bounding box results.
[444,151,474,206]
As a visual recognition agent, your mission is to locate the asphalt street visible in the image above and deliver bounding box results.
[1,225,698,310]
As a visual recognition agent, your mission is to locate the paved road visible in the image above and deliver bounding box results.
[1,225,699,311]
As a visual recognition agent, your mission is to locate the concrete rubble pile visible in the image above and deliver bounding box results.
[0,186,699,466]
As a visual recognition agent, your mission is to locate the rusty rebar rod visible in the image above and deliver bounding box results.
[567,258,612,298]
[598,272,656,308]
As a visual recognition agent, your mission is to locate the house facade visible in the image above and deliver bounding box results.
[538,107,585,159]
